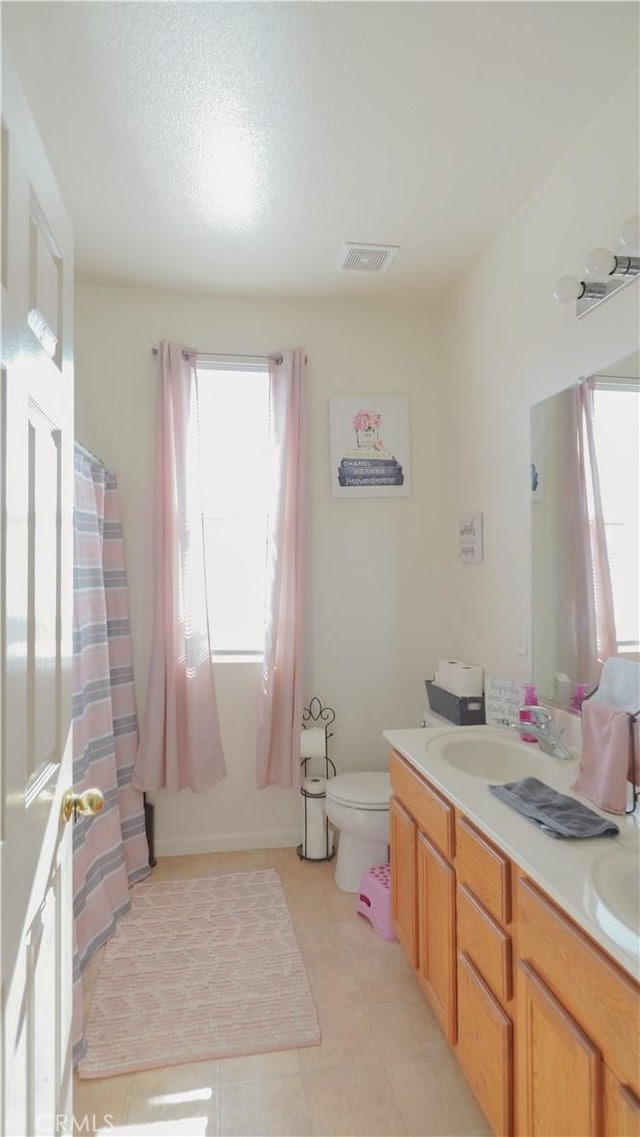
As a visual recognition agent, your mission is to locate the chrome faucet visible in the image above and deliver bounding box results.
[511,706,573,760]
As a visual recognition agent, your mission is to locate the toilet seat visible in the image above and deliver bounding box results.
[326,772,390,811]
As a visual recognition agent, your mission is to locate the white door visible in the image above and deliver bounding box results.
[1,48,76,1137]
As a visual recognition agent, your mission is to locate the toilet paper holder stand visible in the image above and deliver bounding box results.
[297,697,337,863]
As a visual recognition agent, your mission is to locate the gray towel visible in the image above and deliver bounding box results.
[489,776,620,839]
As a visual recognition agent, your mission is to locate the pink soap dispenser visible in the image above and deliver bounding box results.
[571,682,590,714]
[519,683,539,744]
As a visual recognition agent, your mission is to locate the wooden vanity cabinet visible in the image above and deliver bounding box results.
[390,751,512,1127]
[516,875,640,1137]
[388,748,640,1137]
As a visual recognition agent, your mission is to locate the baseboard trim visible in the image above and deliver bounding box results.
[155,828,302,858]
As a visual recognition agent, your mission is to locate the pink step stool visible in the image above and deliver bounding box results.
[356,863,396,941]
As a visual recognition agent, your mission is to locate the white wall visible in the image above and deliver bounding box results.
[438,71,639,684]
[75,71,638,853]
[74,289,443,853]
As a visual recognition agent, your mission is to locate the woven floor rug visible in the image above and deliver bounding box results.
[78,869,320,1078]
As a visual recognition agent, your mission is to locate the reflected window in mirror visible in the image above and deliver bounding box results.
[592,382,639,658]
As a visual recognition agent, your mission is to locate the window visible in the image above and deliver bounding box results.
[593,382,640,655]
[196,360,269,656]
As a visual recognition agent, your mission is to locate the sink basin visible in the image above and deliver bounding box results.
[587,848,640,957]
[426,728,540,782]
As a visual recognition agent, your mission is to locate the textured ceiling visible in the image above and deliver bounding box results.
[3,2,638,300]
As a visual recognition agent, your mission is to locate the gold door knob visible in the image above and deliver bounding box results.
[62,787,105,823]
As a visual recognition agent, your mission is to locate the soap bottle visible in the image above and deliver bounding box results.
[571,682,589,714]
[519,683,538,743]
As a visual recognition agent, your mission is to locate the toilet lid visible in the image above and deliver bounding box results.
[326,772,391,809]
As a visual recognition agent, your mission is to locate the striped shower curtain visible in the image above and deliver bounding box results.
[72,445,150,1065]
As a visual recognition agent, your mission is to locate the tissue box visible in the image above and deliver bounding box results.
[425,680,486,726]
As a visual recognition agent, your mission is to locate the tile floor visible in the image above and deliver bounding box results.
[74,848,492,1137]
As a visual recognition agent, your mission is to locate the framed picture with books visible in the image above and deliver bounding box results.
[329,396,411,498]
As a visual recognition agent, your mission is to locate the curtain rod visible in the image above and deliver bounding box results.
[151,347,281,363]
[150,347,309,364]
[591,374,640,387]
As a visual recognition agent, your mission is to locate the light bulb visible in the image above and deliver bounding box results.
[619,214,640,249]
[584,248,617,278]
[553,275,583,303]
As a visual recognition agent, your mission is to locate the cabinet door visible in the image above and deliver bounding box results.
[417,831,457,1044]
[390,797,417,967]
[458,951,512,1136]
[604,1066,640,1137]
[517,960,603,1137]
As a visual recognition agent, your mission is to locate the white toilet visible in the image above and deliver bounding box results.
[325,772,391,892]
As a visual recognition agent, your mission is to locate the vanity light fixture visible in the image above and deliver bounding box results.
[553,277,607,303]
[553,214,640,317]
[584,247,639,280]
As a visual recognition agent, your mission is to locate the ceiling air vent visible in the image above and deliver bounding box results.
[338,243,400,274]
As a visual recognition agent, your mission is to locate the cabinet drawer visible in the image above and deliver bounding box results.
[456,816,511,924]
[518,876,640,1094]
[457,950,513,1136]
[390,751,454,860]
[457,883,512,1005]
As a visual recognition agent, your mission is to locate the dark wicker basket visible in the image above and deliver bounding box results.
[425,680,485,726]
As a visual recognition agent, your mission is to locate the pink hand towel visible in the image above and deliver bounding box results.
[572,700,637,814]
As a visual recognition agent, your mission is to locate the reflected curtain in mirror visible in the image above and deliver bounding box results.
[569,379,617,686]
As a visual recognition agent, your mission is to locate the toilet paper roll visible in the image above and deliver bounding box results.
[301,777,333,859]
[438,660,484,697]
[300,726,326,759]
[303,775,326,795]
[437,660,464,689]
[447,665,484,697]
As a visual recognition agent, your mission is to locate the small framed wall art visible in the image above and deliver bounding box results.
[329,396,411,498]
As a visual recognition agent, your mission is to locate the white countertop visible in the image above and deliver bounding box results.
[383,725,640,981]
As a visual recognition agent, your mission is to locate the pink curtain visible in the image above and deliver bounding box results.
[570,379,617,687]
[134,342,227,792]
[256,349,307,789]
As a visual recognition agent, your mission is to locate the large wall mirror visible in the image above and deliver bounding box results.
[531,350,639,708]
